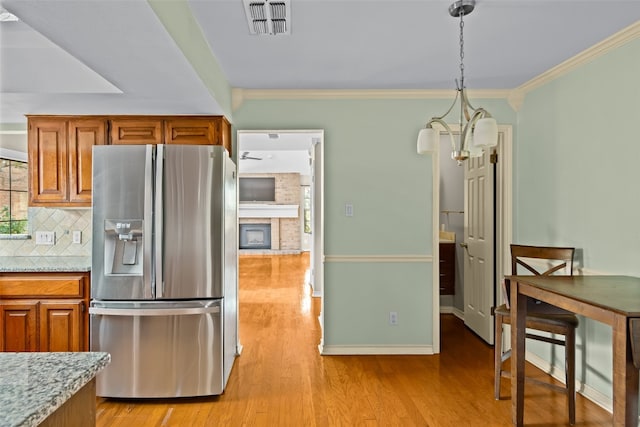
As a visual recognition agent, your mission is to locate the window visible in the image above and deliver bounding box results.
[303,186,311,234]
[0,158,28,235]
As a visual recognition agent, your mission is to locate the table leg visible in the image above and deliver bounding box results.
[511,280,527,426]
[612,315,639,426]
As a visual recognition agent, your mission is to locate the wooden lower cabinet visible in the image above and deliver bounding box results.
[439,242,456,295]
[39,301,83,352]
[0,273,89,352]
[0,301,38,351]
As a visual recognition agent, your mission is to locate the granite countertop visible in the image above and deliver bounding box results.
[0,352,110,427]
[0,257,91,273]
[439,231,456,244]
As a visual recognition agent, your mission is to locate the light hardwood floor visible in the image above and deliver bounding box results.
[96,253,612,426]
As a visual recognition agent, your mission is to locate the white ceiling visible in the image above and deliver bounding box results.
[237,130,318,174]
[1,1,639,131]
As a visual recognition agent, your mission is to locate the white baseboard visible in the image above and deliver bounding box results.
[319,344,434,355]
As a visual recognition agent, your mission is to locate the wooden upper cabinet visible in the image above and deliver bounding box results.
[28,118,68,205]
[69,119,106,203]
[164,117,232,153]
[165,118,216,145]
[110,116,232,154]
[110,119,163,145]
[27,115,232,206]
[219,117,232,154]
[28,116,105,207]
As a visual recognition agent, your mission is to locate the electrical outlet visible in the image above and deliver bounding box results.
[345,203,354,217]
[389,311,398,325]
[72,230,82,244]
[35,231,55,245]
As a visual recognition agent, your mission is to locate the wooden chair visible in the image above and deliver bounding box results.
[494,244,577,425]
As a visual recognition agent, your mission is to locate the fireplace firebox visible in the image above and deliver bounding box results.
[239,224,271,249]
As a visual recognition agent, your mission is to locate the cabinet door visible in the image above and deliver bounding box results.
[165,118,215,145]
[110,119,163,145]
[39,301,83,352]
[0,301,38,352]
[68,119,106,204]
[219,116,232,154]
[28,118,68,205]
[439,243,456,295]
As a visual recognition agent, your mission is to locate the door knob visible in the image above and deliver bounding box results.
[459,242,468,249]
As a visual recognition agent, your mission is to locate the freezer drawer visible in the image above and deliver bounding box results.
[90,300,224,398]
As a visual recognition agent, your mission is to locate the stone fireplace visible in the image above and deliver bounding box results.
[238,173,302,254]
[238,212,295,252]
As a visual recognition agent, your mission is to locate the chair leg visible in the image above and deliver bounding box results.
[566,327,576,425]
[494,313,504,400]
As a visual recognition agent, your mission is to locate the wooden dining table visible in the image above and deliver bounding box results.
[508,275,640,426]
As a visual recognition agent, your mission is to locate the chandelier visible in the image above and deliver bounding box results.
[417,0,497,164]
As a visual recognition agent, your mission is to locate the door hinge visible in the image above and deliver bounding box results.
[490,152,498,164]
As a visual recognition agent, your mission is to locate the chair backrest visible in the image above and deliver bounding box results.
[502,244,575,307]
[511,244,575,277]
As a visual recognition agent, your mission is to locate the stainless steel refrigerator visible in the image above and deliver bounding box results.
[90,144,237,398]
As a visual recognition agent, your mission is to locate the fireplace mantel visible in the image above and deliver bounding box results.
[239,204,299,218]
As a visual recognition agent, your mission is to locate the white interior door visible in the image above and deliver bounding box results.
[463,149,495,344]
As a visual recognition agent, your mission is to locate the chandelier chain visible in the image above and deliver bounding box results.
[458,8,466,132]
[459,10,465,89]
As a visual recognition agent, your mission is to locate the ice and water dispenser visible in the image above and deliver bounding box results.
[103,220,143,275]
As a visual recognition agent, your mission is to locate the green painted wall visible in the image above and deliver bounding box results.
[0,123,26,132]
[516,38,640,398]
[233,97,515,348]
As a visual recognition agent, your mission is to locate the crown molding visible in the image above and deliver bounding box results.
[509,20,640,110]
[232,21,640,112]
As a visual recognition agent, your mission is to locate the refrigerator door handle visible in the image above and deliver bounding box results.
[155,144,165,298]
[89,306,220,316]
[143,145,154,299]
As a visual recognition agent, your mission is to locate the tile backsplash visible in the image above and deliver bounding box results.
[1,208,92,257]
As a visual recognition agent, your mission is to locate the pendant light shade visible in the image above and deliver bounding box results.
[473,117,498,149]
[417,128,439,154]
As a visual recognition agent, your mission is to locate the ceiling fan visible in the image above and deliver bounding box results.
[240,151,263,160]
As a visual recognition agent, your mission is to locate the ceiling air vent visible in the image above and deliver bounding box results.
[243,0,291,36]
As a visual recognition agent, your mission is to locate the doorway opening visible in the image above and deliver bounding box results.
[236,129,325,339]
[434,126,512,348]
